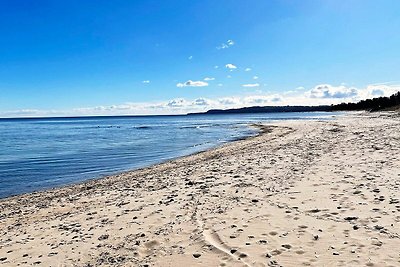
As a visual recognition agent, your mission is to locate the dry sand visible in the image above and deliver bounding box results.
[0,112,399,267]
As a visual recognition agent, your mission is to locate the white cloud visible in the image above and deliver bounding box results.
[218,97,240,105]
[245,68,252,72]
[242,83,260,88]
[218,44,229,49]
[204,77,215,81]
[214,65,219,69]
[142,80,150,84]
[227,75,232,78]
[217,39,235,50]
[218,83,223,87]
[244,95,282,105]
[300,83,400,105]
[166,98,187,107]
[225,63,237,69]
[188,56,193,60]
[176,80,209,88]
[0,109,50,117]
[253,76,259,80]
[192,98,211,106]
[307,84,358,99]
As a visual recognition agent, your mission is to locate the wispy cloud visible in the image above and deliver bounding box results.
[176,80,209,88]
[142,80,150,84]
[242,83,260,88]
[192,98,211,106]
[218,97,240,105]
[244,95,282,104]
[253,76,258,80]
[217,39,235,50]
[188,56,193,60]
[166,98,187,107]
[204,77,215,81]
[225,63,237,70]
[245,68,252,72]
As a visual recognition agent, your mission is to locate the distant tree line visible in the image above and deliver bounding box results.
[197,105,332,115]
[187,91,400,116]
[331,91,400,111]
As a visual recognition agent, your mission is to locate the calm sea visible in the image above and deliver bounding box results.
[0,112,340,198]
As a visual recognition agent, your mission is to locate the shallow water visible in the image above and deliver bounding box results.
[0,112,340,198]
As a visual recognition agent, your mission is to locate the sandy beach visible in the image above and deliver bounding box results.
[1,112,399,267]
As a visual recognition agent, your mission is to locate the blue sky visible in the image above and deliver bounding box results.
[1,0,399,117]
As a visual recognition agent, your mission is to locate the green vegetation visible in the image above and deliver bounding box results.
[332,91,400,111]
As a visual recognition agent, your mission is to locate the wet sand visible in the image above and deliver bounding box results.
[1,112,399,266]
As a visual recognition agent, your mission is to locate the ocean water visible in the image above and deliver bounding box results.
[0,112,340,198]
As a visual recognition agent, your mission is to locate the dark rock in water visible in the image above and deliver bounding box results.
[332,252,340,256]
[313,235,319,240]
[0,257,7,261]
[344,216,358,221]
[353,225,360,230]
[193,253,201,258]
[251,199,259,203]
[230,249,237,254]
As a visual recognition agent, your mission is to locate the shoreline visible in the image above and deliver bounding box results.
[0,112,337,201]
[0,112,341,201]
[1,112,399,266]
[0,122,263,202]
